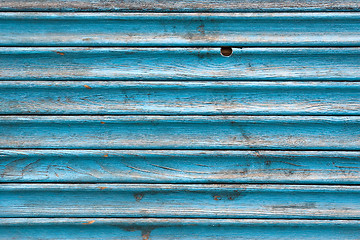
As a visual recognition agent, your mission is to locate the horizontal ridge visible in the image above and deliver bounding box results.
[1,184,360,219]
[0,13,360,46]
[1,150,359,184]
[1,218,360,239]
[1,48,360,80]
[1,81,359,115]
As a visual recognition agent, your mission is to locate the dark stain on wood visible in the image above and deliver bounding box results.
[134,193,144,202]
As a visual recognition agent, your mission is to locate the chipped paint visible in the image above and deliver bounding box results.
[82,220,95,225]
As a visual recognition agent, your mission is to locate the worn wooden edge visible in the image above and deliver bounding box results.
[3,81,359,88]
[1,150,360,184]
[1,47,360,80]
[1,115,359,150]
[1,13,360,46]
[1,0,360,12]
[2,217,360,225]
[1,81,359,115]
[3,183,359,191]
[1,183,360,218]
[1,218,360,240]
[3,12,360,18]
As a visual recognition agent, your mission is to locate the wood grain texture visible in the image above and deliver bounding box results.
[1,13,360,46]
[1,150,360,184]
[1,218,360,240]
[1,0,360,12]
[1,116,360,150]
[1,184,360,218]
[1,48,360,81]
[2,81,360,115]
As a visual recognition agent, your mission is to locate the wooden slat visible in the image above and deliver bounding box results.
[1,48,360,81]
[1,0,360,12]
[0,13,360,46]
[1,116,359,150]
[1,218,360,240]
[1,184,360,218]
[1,81,360,115]
[1,150,360,184]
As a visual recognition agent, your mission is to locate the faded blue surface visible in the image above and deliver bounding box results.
[0,1,359,239]
[1,219,360,239]
[0,81,359,115]
[1,150,359,184]
[0,48,360,80]
[1,116,359,150]
[1,13,360,46]
[1,184,360,219]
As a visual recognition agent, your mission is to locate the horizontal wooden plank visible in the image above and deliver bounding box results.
[2,0,360,12]
[1,218,360,240]
[1,116,359,150]
[1,48,360,81]
[1,150,360,184]
[1,81,360,115]
[0,13,360,46]
[1,116,360,150]
[1,184,360,218]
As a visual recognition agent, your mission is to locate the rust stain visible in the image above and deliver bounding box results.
[134,193,144,202]
[103,154,109,157]
[98,186,107,190]
[84,85,92,89]
[56,51,65,56]
[213,190,242,201]
[228,190,243,200]
[83,220,95,225]
[100,121,105,124]
[254,151,261,157]
[122,227,154,240]
[197,23,205,35]
[142,230,151,240]
[213,195,221,200]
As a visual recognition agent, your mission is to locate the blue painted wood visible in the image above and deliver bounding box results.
[1,218,360,240]
[1,184,360,218]
[1,150,359,184]
[1,116,359,150]
[2,0,360,12]
[0,13,360,46]
[1,81,359,115]
[1,48,360,81]
[0,0,359,236]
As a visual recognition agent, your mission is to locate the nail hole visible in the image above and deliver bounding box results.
[220,47,233,57]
